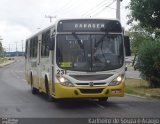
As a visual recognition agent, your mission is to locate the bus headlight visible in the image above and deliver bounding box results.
[109,75,124,86]
[57,76,74,87]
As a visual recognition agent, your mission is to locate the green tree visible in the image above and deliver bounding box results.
[128,0,160,88]
[137,40,160,88]
[128,0,160,37]
[128,24,153,54]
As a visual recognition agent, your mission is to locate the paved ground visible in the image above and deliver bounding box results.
[0,57,160,123]
[126,67,141,79]
[125,56,141,79]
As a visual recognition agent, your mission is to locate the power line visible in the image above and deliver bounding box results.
[92,0,116,17]
[106,0,116,7]
[51,0,79,17]
[81,0,107,17]
[82,0,112,17]
[53,0,76,14]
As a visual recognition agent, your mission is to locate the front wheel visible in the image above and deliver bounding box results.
[98,97,108,103]
[31,75,38,94]
[45,78,55,102]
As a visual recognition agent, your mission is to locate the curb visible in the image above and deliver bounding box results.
[125,93,147,99]
[0,60,16,68]
[126,93,160,100]
[147,94,160,99]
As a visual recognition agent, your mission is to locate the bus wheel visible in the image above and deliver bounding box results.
[31,75,38,94]
[98,97,108,103]
[45,78,55,102]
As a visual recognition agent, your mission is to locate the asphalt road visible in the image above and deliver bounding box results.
[0,57,160,121]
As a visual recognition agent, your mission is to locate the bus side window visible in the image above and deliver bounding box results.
[30,37,38,58]
[41,30,50,57]
[25,41,28,58]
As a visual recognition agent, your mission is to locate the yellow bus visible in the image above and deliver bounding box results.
[25,19,131,102]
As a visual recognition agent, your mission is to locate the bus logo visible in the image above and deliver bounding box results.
[89,82,94,87]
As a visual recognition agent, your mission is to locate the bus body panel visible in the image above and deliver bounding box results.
[53,81,125,98]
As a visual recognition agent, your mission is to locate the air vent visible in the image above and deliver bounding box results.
[79,88,104,94]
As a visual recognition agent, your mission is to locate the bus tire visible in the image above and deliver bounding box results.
[98,97,108,103]
[45,77,55,102]
[30,74,38,94]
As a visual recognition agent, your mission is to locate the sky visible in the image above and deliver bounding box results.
[0,0,130,52]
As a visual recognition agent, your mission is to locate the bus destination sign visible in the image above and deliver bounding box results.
[74,23,105,30]
[57,19,122,32]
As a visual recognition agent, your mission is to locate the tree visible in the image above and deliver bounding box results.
[137,40,160,88]
[128,0,160,29]
[128,24,153,54]
[128,0,160,88]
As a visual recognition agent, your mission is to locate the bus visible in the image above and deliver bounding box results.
[25,19,131,102]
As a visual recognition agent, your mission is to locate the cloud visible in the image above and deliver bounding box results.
[0,21,31,51]
[0,0,130,51]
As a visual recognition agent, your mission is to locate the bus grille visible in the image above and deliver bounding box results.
[70,74,113,81]
[79,88,104,94]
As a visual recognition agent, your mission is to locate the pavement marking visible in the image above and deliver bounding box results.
[94,103,105,109]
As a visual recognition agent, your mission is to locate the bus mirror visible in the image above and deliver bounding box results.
[124,36,131,56]
[49,37,55,50]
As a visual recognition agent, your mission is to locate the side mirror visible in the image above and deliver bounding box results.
[124,36,131,56]
[48,36,55,50]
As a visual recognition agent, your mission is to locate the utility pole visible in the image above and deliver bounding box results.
[45,15,56,23]
[116,0,122,21]
[15,42,18,57]
[8,44,10,57]
[9,44,10,52]
[22,40,23,52]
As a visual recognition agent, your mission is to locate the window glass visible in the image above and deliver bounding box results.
[41,30,50,57]
[56,34,124,72]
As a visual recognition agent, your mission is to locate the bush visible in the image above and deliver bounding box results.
[137,40,160,88]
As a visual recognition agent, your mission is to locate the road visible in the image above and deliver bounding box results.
[0,57,160,123]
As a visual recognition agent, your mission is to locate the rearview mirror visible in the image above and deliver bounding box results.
[124,36,131,56]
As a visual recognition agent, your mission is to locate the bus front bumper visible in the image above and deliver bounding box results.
[53,82,125,99]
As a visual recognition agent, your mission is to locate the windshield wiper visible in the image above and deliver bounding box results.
[95,33,108,48]
[72,32,84,49]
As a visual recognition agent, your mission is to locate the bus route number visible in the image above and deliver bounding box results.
[57,69,67,75]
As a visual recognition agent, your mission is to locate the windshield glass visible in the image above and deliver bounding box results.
[56,34,124,72]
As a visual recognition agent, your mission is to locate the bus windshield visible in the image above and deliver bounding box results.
[56,34,124,72]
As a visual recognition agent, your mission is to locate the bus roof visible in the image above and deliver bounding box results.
[26,18,122,40]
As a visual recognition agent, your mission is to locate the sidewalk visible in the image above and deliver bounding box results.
[125,77,160,100]
[126,65,141,79]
